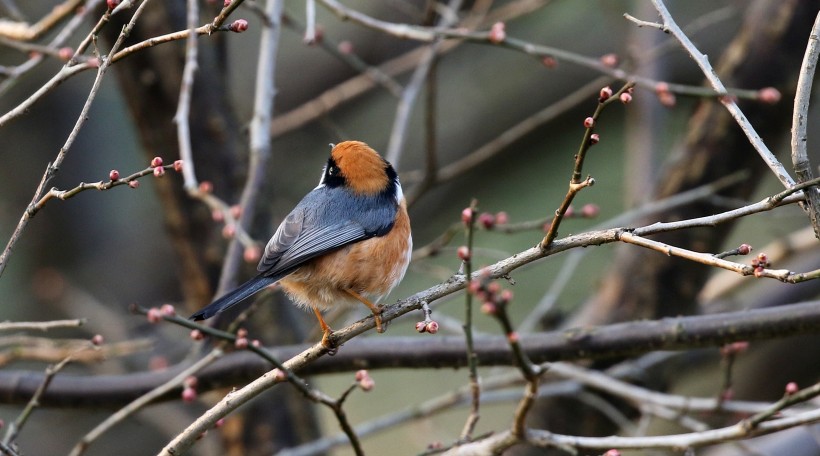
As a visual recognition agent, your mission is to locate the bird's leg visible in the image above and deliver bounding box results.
[312,307,336,348]
[345,289,384,333]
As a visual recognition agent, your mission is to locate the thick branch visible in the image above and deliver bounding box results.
[1,300,819,408]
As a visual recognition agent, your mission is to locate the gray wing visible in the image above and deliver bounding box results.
[256,204,368,278]
[256,184,398,278]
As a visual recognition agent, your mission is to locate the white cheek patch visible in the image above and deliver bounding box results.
[316,165,328,189]
[394,180,404,204]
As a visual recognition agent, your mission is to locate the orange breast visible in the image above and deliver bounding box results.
[279,200,412,311]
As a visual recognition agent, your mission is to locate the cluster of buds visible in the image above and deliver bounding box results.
[562,204,600,220]
[355,369,375,391]
[462,208,509,229]
[415,319,439,334]
[111,157,184,188]
[470,271,513,318]
[234,328,260,349]
[182,376,198,403]
[146,303,177,323]
[751,252,770,277]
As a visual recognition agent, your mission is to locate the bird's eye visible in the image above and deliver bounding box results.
[327,166,337,176]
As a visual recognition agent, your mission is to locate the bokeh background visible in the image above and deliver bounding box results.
[0,0,819,455]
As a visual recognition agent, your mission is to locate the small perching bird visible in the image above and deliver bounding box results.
[191,141,412,347]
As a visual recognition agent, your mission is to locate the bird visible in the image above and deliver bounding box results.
[191,141,412,348]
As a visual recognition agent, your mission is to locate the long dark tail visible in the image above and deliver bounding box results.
[190,275,276,321]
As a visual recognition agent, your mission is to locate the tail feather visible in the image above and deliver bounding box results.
[190,275,276,321]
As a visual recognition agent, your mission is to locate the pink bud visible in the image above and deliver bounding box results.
[581,203,599,218]
[190,329,204,341]
[658,91,676,107]
[495,211,508,225]
[738,244,752,255]
[153,166,165,178]
[272,368,287,381]
[244,245,262,263]
[147,307,162,324]
[223,0,231,6]
[583,117,595,128]
[181,387,197,403]
[198,181,213,193]
[337,40,354,54]
[507,332,519,343]
[230,205,242,218]
[488,22,506,44]
[229,19,249,33]
[461,207,474,225]
[234,337,249,349]
[785,382,799,395]
[757,87,781,104]
[214,418,225,428]
[457,246,471,261]
[107,0,121,10]
[415,321,427,333]
[222,224,236,239]
[599,86,612,102]
[151,157,163,168]
[425,321,439,334]
[109,169,120,181]
[160,304,176,316]
[481,302,496,315]
[173,160,183,172]
[58,47,73,61]
[128,180,140,189]
[184,376,198,389]
[478,212,495,229]
[356,370,375,391]
[589,133,600,145]
[604,450,621,456]
[600,53,619,68]
[619,92,632,104]
[541,56,558,68]
[91,334,104,346]
[211,209,225,222]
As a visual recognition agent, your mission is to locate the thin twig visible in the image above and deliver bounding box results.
[0,319,84,331]
[540,82,634,249]
[385,0,463,168]
[459,201,480,441]
[647,0,797,189]
[2,356,73,447]
[69,349,223,456]
[174,0,201,191]
[0,0,152,278]
[216,0,284,295]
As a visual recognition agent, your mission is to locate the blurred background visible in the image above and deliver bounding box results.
[0,0,819,455]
